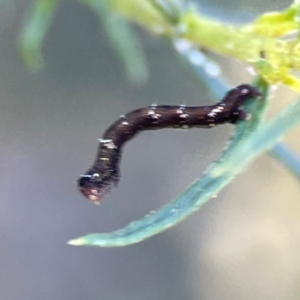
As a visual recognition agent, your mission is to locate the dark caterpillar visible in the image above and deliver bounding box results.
[78,84,261,203]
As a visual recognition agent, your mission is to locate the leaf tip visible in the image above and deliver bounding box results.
[67,238,85,246]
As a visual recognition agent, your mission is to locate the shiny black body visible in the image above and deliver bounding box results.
[78,84,260,202]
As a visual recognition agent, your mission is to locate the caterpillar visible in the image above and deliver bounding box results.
[78,84,260,203]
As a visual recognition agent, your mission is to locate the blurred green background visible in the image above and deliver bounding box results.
[1,0,300,299]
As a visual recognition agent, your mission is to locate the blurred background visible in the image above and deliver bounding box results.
[1,0,300,299]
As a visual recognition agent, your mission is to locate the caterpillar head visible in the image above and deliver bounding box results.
[77,171,118,204]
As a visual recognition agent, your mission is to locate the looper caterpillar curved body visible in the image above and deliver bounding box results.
[78,84,260,203]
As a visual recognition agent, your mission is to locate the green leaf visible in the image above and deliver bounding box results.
[18,0,58,71]
[68,79,279,248]
[82,0,149,84]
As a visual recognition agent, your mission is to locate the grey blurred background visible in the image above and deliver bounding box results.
[1,0,300,299]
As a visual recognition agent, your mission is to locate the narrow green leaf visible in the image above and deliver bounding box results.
[68,79,274,247]
[18,0,58,71]
[82,0,148,84]
[270,143,300,179]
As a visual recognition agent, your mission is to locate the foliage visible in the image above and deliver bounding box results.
[19,0,300,247]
